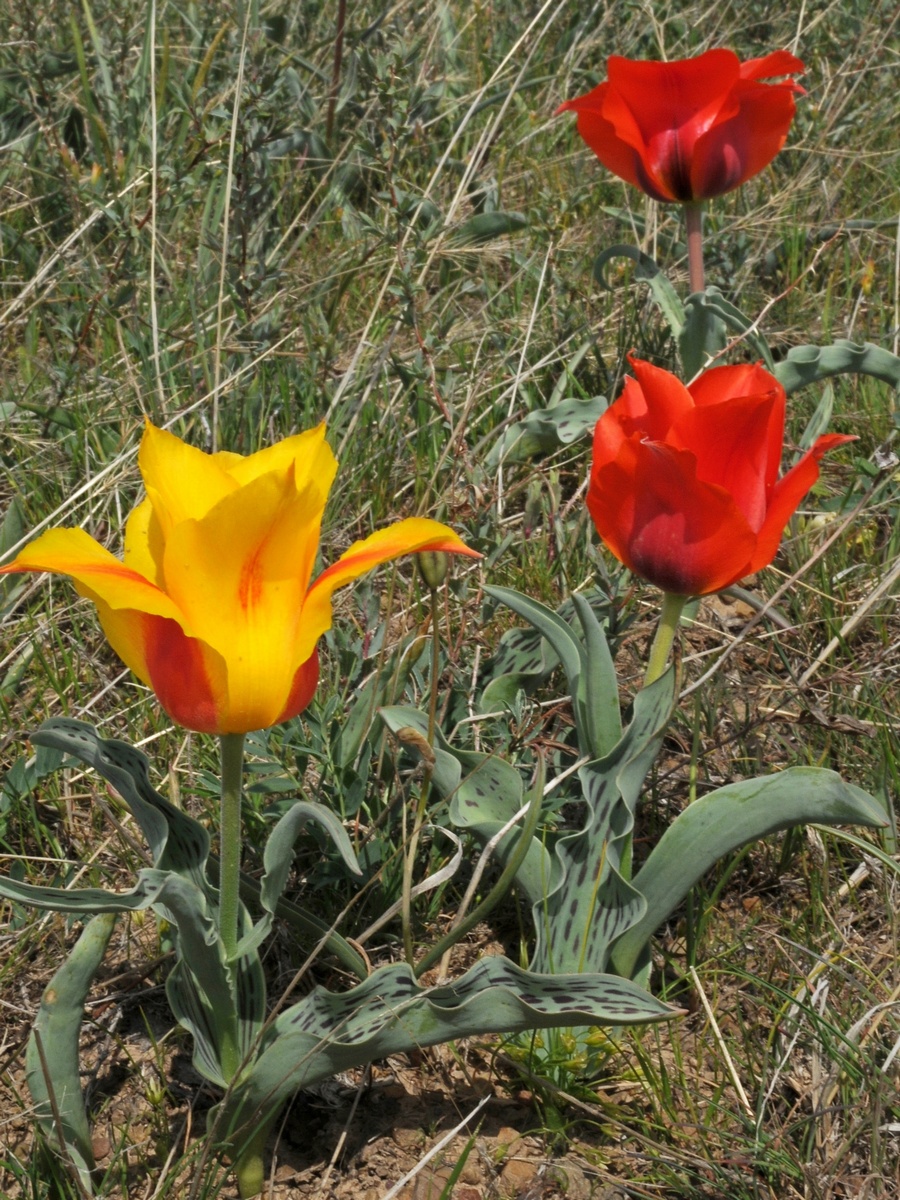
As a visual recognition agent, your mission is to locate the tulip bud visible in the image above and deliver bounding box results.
[417,549,449,590]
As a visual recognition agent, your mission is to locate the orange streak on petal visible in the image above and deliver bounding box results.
[142,616,228,734]
[296,519,479,666]
[0,528,182,621]
[276,650,320,724]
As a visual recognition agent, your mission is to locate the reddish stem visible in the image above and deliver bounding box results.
[684,202,705,293]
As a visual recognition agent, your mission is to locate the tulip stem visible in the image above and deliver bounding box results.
[219,732,247,966]
[644,593,688,687]
[684,203,705,293]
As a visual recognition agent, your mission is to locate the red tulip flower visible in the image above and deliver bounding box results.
[587,357,852,597]
[557,48,805,203]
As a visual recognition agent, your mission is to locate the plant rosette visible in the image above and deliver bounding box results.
[0,422,678,1197]
[381,355,886,1074]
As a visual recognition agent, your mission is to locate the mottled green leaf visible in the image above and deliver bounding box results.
[679,287,775,377]
[213,956,679,1141]
[448,210,527,245]
[593,244,684,337]
[234,800,362,960]
[488,395,607,466]
[611,768,888,978]
[774,339,900,397]
[26,912,116,1193]
[379,705,550,906]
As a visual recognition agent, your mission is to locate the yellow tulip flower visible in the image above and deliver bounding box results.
[2,422,479,734]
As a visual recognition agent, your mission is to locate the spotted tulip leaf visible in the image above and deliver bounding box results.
[482,607,564,712]
[25,912,116,1193]
[485,585,622,763]
[679,287,775,378]
[571,592,622,756]
[24,719,365,977]
[0,869,260,1088]
[6,724,265,1085]
[234,800,362,960]
[773,339,900,397]
[481,589,620,717]
[531,668,676,976]
[487,395,607,466]
[484,585,589,751]
[23,720,264,1072]
[0,861,194,913]
[379,705,550,907]
[593,244,685,338]
[212,956,680,1141]
[31,718,213,893]
[610,767,889,979]
[145,872,245,1085]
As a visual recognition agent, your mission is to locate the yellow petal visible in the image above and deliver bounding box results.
[0,528,182,621]
[123,496,163,586]
[161,467,330,732]
[218,423,337,495]
[296,518,479,663]
[139,422,238,538]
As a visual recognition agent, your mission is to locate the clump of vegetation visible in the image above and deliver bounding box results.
[1,2,898,1198]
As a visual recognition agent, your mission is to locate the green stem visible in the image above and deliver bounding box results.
[644,593,688,687]
[234,1122,269,1198]
[219,733,246,963]
[684,202,705,293]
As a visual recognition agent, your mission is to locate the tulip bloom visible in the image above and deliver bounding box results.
[1,423,479,734]
[587,357,852,596]
[557,48,805,203]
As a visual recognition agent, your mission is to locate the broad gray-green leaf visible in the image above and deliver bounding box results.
[486,585,652,766]
[481,589,617,719]
[234,800,362,960]
[24,719,365,977]
[593,244,685,338]
[488,395,607,466]
[380,706,463,800]
[481,619,560,711]
[530,669,676,976]
[611,768,888,978]
[572,592,621,757]
[678,291,727,379]
[212,956,679,1139]
[485,586,588,745]
[149,872,243,1084]
[0,863,195,915]
[31,718,212,893]
[448,210,527,246]
[0,864,246,1088]
[26,912,116,1193]
[773,339,900,397]
[380,705,550,906]
[679,288,775,378]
